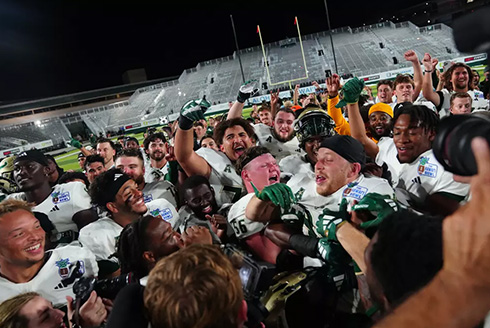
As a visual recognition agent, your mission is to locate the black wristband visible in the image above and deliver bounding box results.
[289,234,318,257]
[424,70,433,73]
[237,92,247,103]
[178,115,193,130]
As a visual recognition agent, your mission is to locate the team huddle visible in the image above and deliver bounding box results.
[0,50,489,328]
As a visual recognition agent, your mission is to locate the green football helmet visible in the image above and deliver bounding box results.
[0,156,15,181]
[294,108,336,147]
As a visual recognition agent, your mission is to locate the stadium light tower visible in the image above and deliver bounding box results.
[230,15,246,84]
[323,0,339,74]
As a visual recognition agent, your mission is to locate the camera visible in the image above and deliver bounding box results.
[221,244,274,328]
[72,272,137,304]
[433,114,490,176]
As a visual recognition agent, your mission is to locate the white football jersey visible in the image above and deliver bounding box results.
[196,147,245,206]
[376,138,469,207]
[144,163,169,184]
[437,89,489,117]
[79,215,122,261]
[288,173,395,238]
[0,244,98,306]
[253,123,303,161]
[142,180,177,208]
[8,181,92,234]
[227,193,266,239]
[78,198,179,262]
[279,154,313,178]
[145,198,179,228]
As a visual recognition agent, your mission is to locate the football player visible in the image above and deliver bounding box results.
[227,81,303,160]
[0,199,97,306]
[9,150,96,243]
[114,148,177,207]
[175,98,253,206]
[79,169,178,270]
[346,78,469,216]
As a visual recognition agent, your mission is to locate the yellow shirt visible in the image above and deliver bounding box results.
[327,96,379,144]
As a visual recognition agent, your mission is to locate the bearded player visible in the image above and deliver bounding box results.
[227,81,303,160]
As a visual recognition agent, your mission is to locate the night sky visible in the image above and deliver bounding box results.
[0,0,430,102]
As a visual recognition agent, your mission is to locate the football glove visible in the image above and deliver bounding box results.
[351,192,400,229]
[316,198,349,242]
[252,182,296,211]
[237,80,259,103]
[69,138,82,149]
[179,97,212,130]
[335,77,365,108]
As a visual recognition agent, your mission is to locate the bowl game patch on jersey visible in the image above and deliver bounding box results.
[417,157,438,178]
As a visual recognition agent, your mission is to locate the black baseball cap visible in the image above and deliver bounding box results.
[319,135,366,167]
[14,150,49,166]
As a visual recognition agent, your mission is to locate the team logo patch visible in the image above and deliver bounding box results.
[152,208,173,221]
[417,157,438,178]
[343,182,368,200]
[294,188,305,201]
[55,258,71,279]
[144,194,153,203]
[51,191,70,204]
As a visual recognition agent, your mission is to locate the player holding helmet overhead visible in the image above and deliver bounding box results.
[279,106,337,177]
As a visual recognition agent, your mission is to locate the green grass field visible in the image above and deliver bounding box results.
[54,132,147,172]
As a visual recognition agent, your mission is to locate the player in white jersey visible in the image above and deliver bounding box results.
[0,199,97,306]
[249,136,395,267]
[175,98,252,207]
[347,87,469,216]
[115,148,178,208]
[143,132,173,184]
[80,169,178,276]
[421,55,489,117]
[279,107,336,178]
[228,146,287,264]
[9,150,97,243]
[175,175,235,244]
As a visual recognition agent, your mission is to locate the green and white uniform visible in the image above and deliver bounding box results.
[376,138,469,207]
[8,181,92,237]
[196,147,245,207]
[279,154,313,178]
[287,173,395,238]
[253,123,303,161]
[227,193,267,240]
[78,198,179,262]
[144,163,169,184]
[142,180,178,208]
[0,244,98,306]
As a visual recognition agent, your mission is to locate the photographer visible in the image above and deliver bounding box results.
[0,291,108,328]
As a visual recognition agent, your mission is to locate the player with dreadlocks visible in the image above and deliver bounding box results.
[345,77,469,216]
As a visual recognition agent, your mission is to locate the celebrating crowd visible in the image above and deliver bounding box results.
[0,49,490,328]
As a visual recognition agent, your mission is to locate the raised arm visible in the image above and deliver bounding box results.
[421,53,441,107]
[270,89,280,118]
[293,84,300,106]
[347,102,379,159]
[174,99,212,178]
[326,74,351,135]
[404,50,423,101]
[226,80,258,120]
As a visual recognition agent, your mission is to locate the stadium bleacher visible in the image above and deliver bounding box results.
[0,20,474,150]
